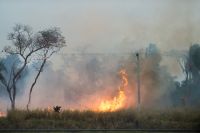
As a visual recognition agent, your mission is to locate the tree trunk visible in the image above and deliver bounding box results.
[11,100,15,110]
[27,59,47,110]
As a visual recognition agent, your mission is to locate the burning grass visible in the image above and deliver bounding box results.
[0,108,200,129]
[98,69,128,112]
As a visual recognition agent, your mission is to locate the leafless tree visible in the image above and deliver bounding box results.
[27,27,66,110]
[2,24,66,110]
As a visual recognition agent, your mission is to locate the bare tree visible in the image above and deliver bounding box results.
[2,24,65,110]
[27,28,66,110]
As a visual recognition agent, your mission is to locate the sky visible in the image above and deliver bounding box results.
[0,0,200,75]
[1,0,200,110]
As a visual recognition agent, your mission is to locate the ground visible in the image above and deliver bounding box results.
[0,108,200,130]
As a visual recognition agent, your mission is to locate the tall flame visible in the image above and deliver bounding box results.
[98,69,128,112]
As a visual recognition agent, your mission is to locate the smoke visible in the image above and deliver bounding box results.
[0,55,29,97]
[139,44,175,108]
[1,0,200,112]
[0,54,29,111]
[1,44,200,111]
[1,0,200,54]
[10,44,176,110]
[21,54,128,110]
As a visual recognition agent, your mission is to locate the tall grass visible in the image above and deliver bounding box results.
[0,108,200,129]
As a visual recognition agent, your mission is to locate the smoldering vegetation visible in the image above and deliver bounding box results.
[1,43,200,111]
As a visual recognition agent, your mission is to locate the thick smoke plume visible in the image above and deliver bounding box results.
[1,44,200,111]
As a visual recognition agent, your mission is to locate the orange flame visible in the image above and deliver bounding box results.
[98,69,128,112]
[0,112,6,117]
[47,106,53,112]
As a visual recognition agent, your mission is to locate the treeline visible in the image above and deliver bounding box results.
[171,44,200,107]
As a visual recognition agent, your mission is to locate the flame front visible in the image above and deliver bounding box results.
[98,69,128,112]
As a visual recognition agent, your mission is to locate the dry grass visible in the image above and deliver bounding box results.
[0,108,200,129]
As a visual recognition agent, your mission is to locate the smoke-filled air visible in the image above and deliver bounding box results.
[0,0,200,130]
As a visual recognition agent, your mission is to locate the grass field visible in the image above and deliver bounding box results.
[0,108,200,129]
[0,130,198,133]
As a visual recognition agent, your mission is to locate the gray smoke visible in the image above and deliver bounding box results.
[18,44,176,110]
[1,44,200,111]
[0,54,29,111]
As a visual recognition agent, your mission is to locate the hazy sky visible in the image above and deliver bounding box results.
[1,0,200,53]
[1,0,200,109]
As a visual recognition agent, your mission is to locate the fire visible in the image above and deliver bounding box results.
[47,106,53,112]
[98,69,128,112]
[0,112,6,117]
